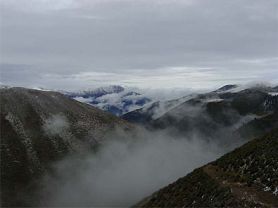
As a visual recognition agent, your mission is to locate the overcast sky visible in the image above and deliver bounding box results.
[0,0,277,90]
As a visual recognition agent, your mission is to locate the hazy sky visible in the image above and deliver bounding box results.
[0,0,277,90]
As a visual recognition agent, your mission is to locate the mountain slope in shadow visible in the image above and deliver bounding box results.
[0,87,131,207]
[136,129,278,207]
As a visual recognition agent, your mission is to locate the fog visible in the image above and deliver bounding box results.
[42,114,69,136]
[35,83,264,207]
[36,86,259,207]
[39,126,239,207]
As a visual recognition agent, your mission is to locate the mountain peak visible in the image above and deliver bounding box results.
[94,85,125,94]
[215,84,238,93]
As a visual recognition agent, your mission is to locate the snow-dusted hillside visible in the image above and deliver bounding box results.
[0,87,132,207]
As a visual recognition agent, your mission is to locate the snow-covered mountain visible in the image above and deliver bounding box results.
[64,85,152,116]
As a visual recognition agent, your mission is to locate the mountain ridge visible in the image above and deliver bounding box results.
[123,84,278,125]
[0,87,132,207]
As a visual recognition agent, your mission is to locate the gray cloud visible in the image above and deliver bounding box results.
[40,127,229,207]
[39,104,254,207]
[0,0,277,89]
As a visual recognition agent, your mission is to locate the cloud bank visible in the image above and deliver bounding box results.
[40,128,228,207]
[1,0,277,90]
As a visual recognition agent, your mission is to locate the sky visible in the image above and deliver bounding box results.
[0,0,277,91]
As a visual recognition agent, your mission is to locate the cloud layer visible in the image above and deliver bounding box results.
[0,0,277,89]
[40,128,230,207]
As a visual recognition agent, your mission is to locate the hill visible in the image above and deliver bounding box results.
[136,129,278,207]
[0,87,131,207]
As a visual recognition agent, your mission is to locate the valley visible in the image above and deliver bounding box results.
[1,84,277,207]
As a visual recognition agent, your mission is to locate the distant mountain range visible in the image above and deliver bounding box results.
[122,85,278,142]
[64,85,152,116]
[122,85,242,124]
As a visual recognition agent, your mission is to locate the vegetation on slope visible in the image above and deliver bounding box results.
[0,87,131,207]
[136,129,278,207]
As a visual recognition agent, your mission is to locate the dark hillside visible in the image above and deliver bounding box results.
[0,87,131,207]
[136,129,278,207]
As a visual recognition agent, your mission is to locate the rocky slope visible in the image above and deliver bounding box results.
[136,129,278,207]
[0,87,131,207]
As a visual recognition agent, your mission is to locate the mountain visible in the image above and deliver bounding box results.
[136,129,278,207]
[121,94,196,124]
[65,85,151,116]
[123,85,278,123]
[2,85,278,207]
[0,87,132,207]
[154,85,278,137]
[213,84,239,93]
[122,85,278,148]
[122,85,241,124]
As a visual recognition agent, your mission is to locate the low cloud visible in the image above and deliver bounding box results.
[39,126,240,207]
[1,0,278,89]
[36,87,263,207]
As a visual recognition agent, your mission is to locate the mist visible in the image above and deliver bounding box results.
[35,84,261,207]
[42,114,69,136]
[39,126,240,207]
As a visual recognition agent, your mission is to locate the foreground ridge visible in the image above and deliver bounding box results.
[136,129,278,207]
